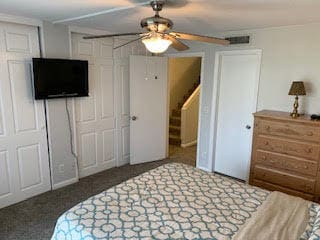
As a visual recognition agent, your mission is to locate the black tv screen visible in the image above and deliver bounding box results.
[32,58,89,99]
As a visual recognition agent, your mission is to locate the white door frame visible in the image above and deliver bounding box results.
[165,52,205,169]
[210,49,262,180]
[0,13,42,27]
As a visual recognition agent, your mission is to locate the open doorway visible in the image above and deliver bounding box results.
[167,56,202,167]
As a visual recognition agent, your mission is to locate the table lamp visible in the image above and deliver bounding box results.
[288,81,306,118]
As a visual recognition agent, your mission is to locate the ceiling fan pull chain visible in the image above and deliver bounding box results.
[144,48,149,81]
[154,58,158,80]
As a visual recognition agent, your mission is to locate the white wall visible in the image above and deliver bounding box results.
[43,27,146,186]
[214,23,320,114]
[170,22,320,171]
[4,13,319,181]
[42,21,78,188]
[42,24,146,187]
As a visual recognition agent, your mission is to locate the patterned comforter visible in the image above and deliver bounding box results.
[51,163,320,240]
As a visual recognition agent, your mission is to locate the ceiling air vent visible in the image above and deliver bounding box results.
[225,36,250,45]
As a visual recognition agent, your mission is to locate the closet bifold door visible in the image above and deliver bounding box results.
[71,33,117,178]
[0,22,50,209]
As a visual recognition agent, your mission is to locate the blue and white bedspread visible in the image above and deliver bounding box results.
[52,163,320,240]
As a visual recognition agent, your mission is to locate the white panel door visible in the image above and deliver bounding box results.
[214,50,261,181]
[72,33,116,178]
[0,22,50,209]
[114,37,146,166]
[130,56,168,165]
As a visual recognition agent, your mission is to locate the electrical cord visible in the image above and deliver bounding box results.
[65,98,80,172]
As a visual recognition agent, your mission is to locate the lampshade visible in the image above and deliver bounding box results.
[288,81,306,96]
[142,36,172,54]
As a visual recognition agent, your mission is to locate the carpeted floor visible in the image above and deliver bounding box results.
[169,144,197,166]
[0,160,170,240]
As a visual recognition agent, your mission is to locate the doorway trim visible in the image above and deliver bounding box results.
[210,49,262,178]
[165,51,205,169]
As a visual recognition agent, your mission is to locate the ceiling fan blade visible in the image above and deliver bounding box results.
[170,32,230,45]
[165,35,189,51]
[83,32,144,40]
[114,37,143,50]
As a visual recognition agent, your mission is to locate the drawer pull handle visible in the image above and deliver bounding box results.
[306,148,313,153]
[262,156,267,160]
[265,141,269,146]
[304,165,308,169]
[265,126,271,131]
[307,132,314,136]
[303,184,312,191]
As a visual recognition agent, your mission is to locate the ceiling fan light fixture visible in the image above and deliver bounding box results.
[83,0,229,51]
[142,35,172,54]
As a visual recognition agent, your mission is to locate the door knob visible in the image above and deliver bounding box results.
[131,116,137,121]
[246,125,251,130]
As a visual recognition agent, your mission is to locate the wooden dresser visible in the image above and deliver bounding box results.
[249,110,320,202]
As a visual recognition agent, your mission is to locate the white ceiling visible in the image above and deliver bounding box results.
[1,0,320,34]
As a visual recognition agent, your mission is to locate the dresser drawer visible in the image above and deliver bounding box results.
[256,136,320,160]
[251,180,314,201]
[253,166,316,194]
[255,150,318,176]
[257,120,320,142]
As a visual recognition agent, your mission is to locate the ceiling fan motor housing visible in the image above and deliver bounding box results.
[140,1,173,32]
[140,16,173,32]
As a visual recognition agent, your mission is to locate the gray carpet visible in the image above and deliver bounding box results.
[169,145,197,166]
[0,160,171,240]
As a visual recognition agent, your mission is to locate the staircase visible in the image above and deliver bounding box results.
[169,81,200,146]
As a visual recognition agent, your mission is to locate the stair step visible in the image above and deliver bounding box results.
[169,125,181,135]
[170,117,181,126]
[172,109,181,117]
[170,133,180,138]
[169,135,181,146]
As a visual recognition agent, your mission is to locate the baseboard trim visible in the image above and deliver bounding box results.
[53,177,78,190]
[117,155,130,167]
[197,166,211,172]
[181,140,197,148]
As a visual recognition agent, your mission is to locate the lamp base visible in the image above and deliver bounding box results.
[290,95,299,118]
[290,112,300,118]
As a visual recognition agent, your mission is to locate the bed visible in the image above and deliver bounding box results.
[51,163,320,240]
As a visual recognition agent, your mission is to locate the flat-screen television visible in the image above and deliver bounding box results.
[32,58,89,99]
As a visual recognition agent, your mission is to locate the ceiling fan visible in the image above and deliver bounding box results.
[83,0,230,54]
